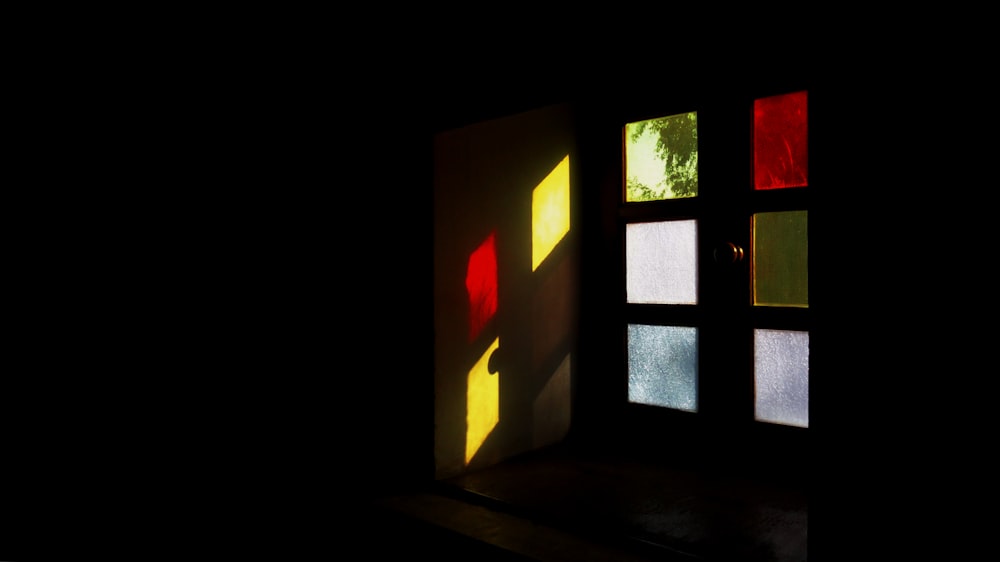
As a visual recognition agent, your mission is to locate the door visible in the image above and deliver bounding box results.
[433,103,579,479]
[603,85,813,475]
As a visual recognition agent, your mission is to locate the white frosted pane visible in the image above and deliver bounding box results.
[627,324,697,411]
[754,329,809,428]
[626,220,697,304]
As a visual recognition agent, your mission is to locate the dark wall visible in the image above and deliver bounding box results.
[4,47,442,558]
[7,27,959,559]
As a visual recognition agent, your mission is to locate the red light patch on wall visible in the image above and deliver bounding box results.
[467,231,498,343]
[753,90,808,190]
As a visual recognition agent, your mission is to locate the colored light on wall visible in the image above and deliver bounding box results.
[466,337,501,465]
[532,155,571,272]
[753,90,808,190]
[466,231,498,342]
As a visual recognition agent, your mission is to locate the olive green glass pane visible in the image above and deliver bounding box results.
[753,211,808,308]
[624,111,698,202]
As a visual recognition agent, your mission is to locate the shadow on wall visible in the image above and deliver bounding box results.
[433,104,578,480]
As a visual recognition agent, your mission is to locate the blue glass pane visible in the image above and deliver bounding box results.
[627,324,698,412]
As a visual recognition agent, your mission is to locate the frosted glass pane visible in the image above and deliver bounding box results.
[628,324,697,412]
[753,211,808,308]
[624,111,698,201]
[626,220,697,304]
[754,329,808,428]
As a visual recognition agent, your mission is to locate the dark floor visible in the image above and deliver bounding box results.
[359,439,808,561]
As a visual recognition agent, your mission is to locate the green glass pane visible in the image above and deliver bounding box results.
[753,211,808,308]
[624,111,698,202]
[627,324,698,412]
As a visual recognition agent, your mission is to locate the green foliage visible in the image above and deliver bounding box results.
[625,177,663,202]
[627,112,698,201]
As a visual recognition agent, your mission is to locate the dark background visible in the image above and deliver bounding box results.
[4,18,985,559]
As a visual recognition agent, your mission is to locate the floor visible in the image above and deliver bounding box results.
[358,439,809,561]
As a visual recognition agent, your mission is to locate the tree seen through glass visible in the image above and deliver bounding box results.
[625,111,698,201]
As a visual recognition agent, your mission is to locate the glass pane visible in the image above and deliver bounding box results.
[625,111,698,201]
[753,90,808,190]
[626,220,697,304]
[628,324,698,412]
[754,329,808,428]
[752,211,807,308]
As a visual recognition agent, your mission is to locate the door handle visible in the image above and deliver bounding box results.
[713,241,744,264]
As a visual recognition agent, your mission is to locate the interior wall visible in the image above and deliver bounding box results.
[433,103,578,479]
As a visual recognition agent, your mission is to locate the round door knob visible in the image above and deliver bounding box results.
[713,241,744,264]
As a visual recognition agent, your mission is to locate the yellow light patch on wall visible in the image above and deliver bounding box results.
[532,155,571,272]
[466,337,501,465]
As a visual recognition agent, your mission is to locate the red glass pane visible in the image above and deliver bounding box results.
[753,90,808,190]
[466,231,498,342]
